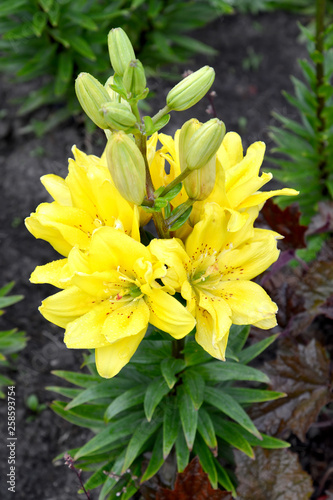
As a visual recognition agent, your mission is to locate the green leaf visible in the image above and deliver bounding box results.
[74,411,144,459]
[141,428,164,481]
[169,206,192,231]
[51,370,102,388]
[222,387,286,404]
[182,369,205,410]
[105,385,147,421]
[54,50,73,96]
[46,386,81,399]
[183,340,212,367]
[0,374,14,386]
[193,434,218,488]
[39,0,54,13]
[175,427,190,472]
[237,334,278,364]
[0,295,23,309]
[197,407,217,451]
[215,460,237,497]
[50,401,106,430]
[226,325,250,353]
[163,399,180,458]
[122,416,162,472]
[65,379,133,410]
[162,182,183,202]
[32,12,47,37]
[70,12,98,31]
[212,417,254,458]
[65,35,96,60]
[196,361,270,384]
[204,387,261,439]
[178,385,198,450]
[0,0,27,15]
[232,423,290,449]
[47,2,60,26]
[144,377,170,421]
[161,358,186,389]
[0,282,15,296]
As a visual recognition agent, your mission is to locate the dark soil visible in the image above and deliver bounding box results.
[0,10,330,500]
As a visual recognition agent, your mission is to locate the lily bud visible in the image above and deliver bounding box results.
[106,131,146,205]
[100,102,137,130]
[186,118,226,171]
[178,118,201,173]
[184,155,216,201]
[75,73,111,129]
[123,59,147,98]
[166,66,215,111]
[108,28,135,76]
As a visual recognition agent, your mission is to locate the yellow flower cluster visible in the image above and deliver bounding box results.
[26,131,297,377]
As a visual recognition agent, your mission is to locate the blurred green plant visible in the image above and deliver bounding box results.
[25,394,47,420]
[48,325,288,498]
[0,282,26,398]
[268,0,333,259]
[0,0,234,135]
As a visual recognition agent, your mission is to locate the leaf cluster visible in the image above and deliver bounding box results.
[0,0,231,133]
[268,23,333,228]
[0,282,26,398]
[49,325,288,499]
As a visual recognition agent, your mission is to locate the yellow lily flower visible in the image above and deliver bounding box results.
[150,202,279,361]
[39,227,196,378]
[150,130,298,237]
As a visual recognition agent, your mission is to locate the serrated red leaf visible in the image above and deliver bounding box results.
[261,200,307,250]
[235,448,314,499]
[249,339,333,442]
[156,457,232,500]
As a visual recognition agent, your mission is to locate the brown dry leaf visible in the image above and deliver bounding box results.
[261,200,307,250]
[235,448,314,500]
[156,457,232,500]
[306,201,333,235]
[249,338,333,442]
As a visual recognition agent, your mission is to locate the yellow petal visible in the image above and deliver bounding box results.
[64,301,113,348]
[25,213,72,257]
[149,238,188,291]
[237,188,299,209]
[195,291,232,360]
[71,271,120,299]
[146,289,196,338]
[218,232,279,281]
[217,131,244,170]
[225,141,265,193]
[30,259,69,288]
[95,328,146,378]
[227,172,272,208]
[41,174,72,206]
[39,286,97,328]
[88,226,148,272]
[102,298,150,343]
[185,203,228,258]
[217,280,278,327]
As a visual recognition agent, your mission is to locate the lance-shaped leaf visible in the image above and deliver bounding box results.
[104,385,147,421]
[235,448,314,499]
[249,338,333,442]
[122,415,162,473]
[161,358,186,389]
[144,376,171,421]
[178,384,198,450]
[221,387,286,404]
[175,427,190,472]
[65,379,133,410]
[184,340,212,366]
[196,362,269,384]
[204,387,261,439]
[211,416,254,458]
[182,369,205,409]
[163,398,180,458]
[156,456,232,499]
[237,334,278,365]
[226,325,250,354]
[141,428,164,482]
[51,370,101,388]
[225,422,290,449]
[197,407,217,453]
[50,401,106,430]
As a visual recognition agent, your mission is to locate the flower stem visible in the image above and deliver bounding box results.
[172,337,185,359]
[157,167,191,198]
[151,105,170,124]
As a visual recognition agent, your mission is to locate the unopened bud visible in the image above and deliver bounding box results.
[186,118,226,171]
[75,73,111,129]
[108,28,135,76]
[184,156,216,201]
[178,118,201,173]
[166,66,215,111]
[106,131,146,205]
[100,102,137,130]
[123,59,147,98]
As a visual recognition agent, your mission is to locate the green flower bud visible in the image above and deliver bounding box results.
[108,28,135,76]
[75,73,111,129]
[178,118,201,173]
[186,118,226,171]
[166,66,215,111]
[100,102,137,130]
[123,59,147,98]
[184,156,216,201]
[106,131,146,205]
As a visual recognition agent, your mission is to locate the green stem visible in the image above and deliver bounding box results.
[157,167,191,198]
[172,337,185,359]
[135,132,170,238]
[315,0,329,196]
[151,105,171,124]
[165,198,194,229]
